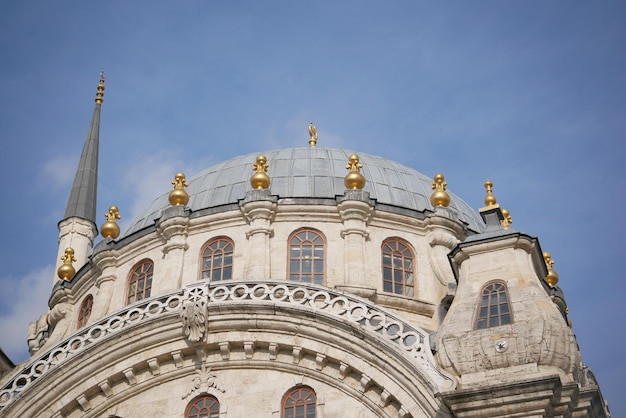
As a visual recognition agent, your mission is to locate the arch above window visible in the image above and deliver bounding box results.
[382,238,415,297]
[201,237,234,281]
[288,229,325,285]
[475,281,513,329]
[126,259,153,305]
[77,294,93,329]
[185,394,220,418]
[282,386,316,418]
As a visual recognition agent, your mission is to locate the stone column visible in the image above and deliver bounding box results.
[336,190,374,297]
[156,206,190,292]
[90,242,119,321]
[240,190,277,279]
[424,207,465,287]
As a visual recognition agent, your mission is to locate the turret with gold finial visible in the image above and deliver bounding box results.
[169,173,189,206]
[430,173,450,207]
[543,251,559,288]
[344,154,365,190]
[308,122,318,147]
[101,205,121,239]
[57,248,77,280]
[250,155,270,189]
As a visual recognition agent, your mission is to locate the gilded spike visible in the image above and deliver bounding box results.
[430,173,450,207]
[250,155,270,189]
[308,122,318,148]
[543,251,559,288]
[95,71,105,104]
[57,247,76,280]
[101,205,122,239]
[501,208,513,229]
[344,154,365,190]
[169,173,190,206]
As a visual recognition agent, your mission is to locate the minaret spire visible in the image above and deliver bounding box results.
[62,71,104,223]
[54,72,104,284]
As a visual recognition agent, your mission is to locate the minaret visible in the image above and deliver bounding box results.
[54,72,104,284]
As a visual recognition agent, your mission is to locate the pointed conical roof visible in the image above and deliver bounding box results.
[62,73,104,225]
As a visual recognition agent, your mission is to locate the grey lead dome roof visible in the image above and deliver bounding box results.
[125,147,485,236]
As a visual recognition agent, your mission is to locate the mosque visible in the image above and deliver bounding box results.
[0,74,610,417]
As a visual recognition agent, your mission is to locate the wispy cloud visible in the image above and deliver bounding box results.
[0,266,53,364]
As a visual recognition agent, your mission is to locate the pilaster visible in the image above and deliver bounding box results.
[239,190,277,279]
[156,206,190,291]
[336,190,374,297]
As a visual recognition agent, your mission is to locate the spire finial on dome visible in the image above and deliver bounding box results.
[308,122,318,148]
[500,208,513,229]
[169,173,189,206]
[344,154,365,190]
[250,155,270,189]
[430,173,450,207]
[543,251,559,288]
[57,247,76,280]
[95,70,105,104]
[101,205,121,239]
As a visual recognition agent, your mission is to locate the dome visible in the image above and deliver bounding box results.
[125,147,485,236]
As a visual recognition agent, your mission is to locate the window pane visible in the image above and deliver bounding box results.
[223,266,232,280]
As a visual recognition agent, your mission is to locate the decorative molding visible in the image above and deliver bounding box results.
[181,287,209,342]
[182,364,225,400]
[0,280,455,410]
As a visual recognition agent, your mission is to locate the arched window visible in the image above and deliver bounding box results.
[185,394,220,418]
[475,281,513,329]
[288,229,325,285]
[201,237,234,281]
[282,386,316,418]
[382,238,415,297]
[77,294,93,329]
[126,259,153,304]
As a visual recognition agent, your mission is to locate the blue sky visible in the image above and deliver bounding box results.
[1,1,624,414]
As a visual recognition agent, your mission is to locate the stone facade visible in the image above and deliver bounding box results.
[0,133,609,417]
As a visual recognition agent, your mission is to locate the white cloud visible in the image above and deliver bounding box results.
[0,265,53,364]
[40,155,78,191]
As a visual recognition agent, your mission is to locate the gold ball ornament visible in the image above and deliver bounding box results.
[101,205,121,239]
[169,172,189,206]
[344,154,365,190]
[250,155,270,189]
[430,173,450,207]
[101,219,120,239]
[57,248,76,280]
[484,180,497,206]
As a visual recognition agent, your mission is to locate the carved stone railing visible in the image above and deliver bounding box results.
[0,280,455,410]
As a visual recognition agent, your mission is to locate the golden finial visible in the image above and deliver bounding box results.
[543,251,559,288]
[57,247,76,280]
[95,71,105,105]
[501,208,513,229]
[169,172,189,206]
[483,180,497,207]
[250,155,270,189]
[101,205,121,239]
[344,154,365,190]
[430,173,450,207]
[308,122,318,148]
